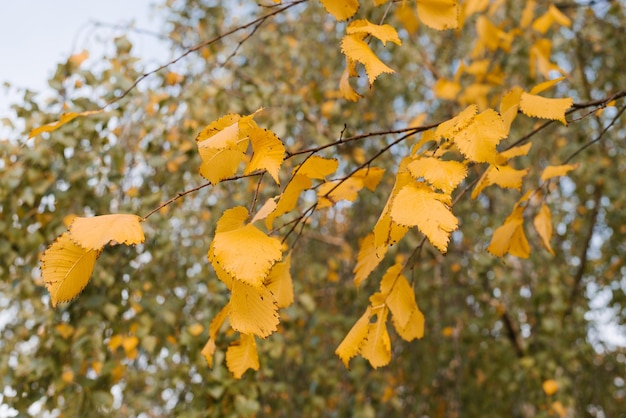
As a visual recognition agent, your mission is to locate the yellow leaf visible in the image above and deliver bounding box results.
[487,206,530,258]
[336,307,372,368]
[380,268,421,332]
[393,307,425,341]
[226,333,260,379]
[265,253,294,308]
[529,76,566,95]
[188,323,204,337]
[317,166,383,208]
[498,142,532,162]
[340,59,362,102]
[540,163,578,181]
[416,0,459,30]
[108,334,123,351]
[266,174,312,230]
[346,20,401,46]
[68,214,144,251]
[433,78,461,100]
[464,0,489,17]
[472,165,529,198]
[41,233,100,307]
[395,3,419,34]
[390,182,458,253]
[476,16,514,52]
[353,233,387,287]
[198,146,248,185]
[520,93,572,125]
[435,105,478,139]
[55,323,75,339]
[295,156,338,179]
[251,197,278,224]
[534,203,555,255]
[532,4,571,34]
[452,109,508,164]
[529,39,564,79]
[212,207,283,288]
[542,379,559,396]
[360,307,391,368]
[520,0,536,28]
[407,156,467,194]
[341,34,395,85]
[229,280,279,338]
[202,304,229,368]
[29,110,102,138]
[319,0,359,21]
[500,87,523,133]
[244,127,285,184]
[373,164,413,251]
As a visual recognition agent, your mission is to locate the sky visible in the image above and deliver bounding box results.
[0,0,164,120]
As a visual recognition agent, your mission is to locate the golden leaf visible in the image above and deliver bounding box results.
[319,0,359,21]
[353,233,387,287]
[407,156,467,194]
[435,105,478,139]
[520,92,573,125]
[68,214,144,250]
[529,76,566,95]
[487,206,530,258]
[244,126,285,184]
[265,174,312,230]
[542,379,560,396]
[29,110,102,138]
[336,307,372,368]
[540,163,578,181]
[250,197,278,224]
[226,333,260,379]
[500,87,523,133]
[211,208,283,288]
[341,34,395,85]
[229,280,279,338]
[392,307,425,341]
[390,182,458,253]
[339,58,362,102]
[265,253,294,308]
[471,165,529,198]
[295,156,339,179]
[476,16,513,52]
[41,233,100,307]
[201,304,229,368]
[416,0,459,30]
[346,20,401,46]
[360,307,391,368]
[534,203,555,255]
[452,109,508,164]
[532,5,571,34]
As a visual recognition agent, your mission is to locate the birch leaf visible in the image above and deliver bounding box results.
[534,203,555,255]
[69,214,145,250]
[226,333,260,379]
[520,93,573,125]
[360,307,391,369]
[201,304,229,368]
[346,20,401,46]
[416,0,459,30]
[487,206,530,258]
[407,157,467,194]
[319,0,359,21]
[244,127,285,184]
[296,156,338,179]
[41,233,100,307]
[265,253,294,308]
[266,174,312,230]
[390,182,458,253]
[212,207,283,288]
[229,280,279,338]
[29,110,102,138]
[341,34,395,85]
[452,109,508,164]
[336,307,372,368]
[353,233,387,287]
[540,163,578,181]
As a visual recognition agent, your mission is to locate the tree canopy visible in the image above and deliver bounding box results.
[1,0,625,416]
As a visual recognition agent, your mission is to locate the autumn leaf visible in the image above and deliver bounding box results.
[382,271,419,330]
[390,182,458,253]
[341,34,395,85]
[542,379,560,395]
[29,110,102,138]
[226,333,260,379]
[336,307,372,368]
[353,233,387,287]
[520,92,573,125]
[244,126,285,184]
[211,207,283,288]
[265,174,312,229]
[435,104,478,139]
[407,156,467,194]
[500,87,523,132]
[471,165,529,198]
[229,280,279,338]
[346,20,401,46]
[265,253,294,308]
[68,214,144,250]
[201,304,229,368]
[250,197,278,224]
[40,233,100,307]
[540,163,578,181]
[533,203,555,255]
[487,206,530,258]
[360,306,392,368]
[319,0,359,21]
[295,156,338,179]
[533,5,571,34]
[317,167,384,209]
[340,58,362,102]
[451,109,508,164]
[416,0,459,30]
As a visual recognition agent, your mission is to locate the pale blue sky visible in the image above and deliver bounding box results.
[0,0,163,118]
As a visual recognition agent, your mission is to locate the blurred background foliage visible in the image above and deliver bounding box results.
[1,0,625,416]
